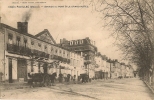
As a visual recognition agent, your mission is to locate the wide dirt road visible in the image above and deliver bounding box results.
[1,78,154,100]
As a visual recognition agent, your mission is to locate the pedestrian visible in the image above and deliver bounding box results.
[73,75,76,84]
[81,75,84,83]
[67,74,71,82]
[89,74,92,82]
[63,74,67,82]
[59,73,63,83]
[27,71,33,88]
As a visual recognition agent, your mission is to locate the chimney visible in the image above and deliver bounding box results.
[60,39,63,44]
[17,22,28,33]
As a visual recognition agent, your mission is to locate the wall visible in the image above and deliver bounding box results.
[12,58,17,80]
[5,58,9,80]
[0,29,4,81]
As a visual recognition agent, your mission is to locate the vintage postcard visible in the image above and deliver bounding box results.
[0,0,154,100]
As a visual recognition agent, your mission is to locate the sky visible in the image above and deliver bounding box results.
[0,0,126,64]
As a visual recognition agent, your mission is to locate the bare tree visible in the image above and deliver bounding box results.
[82,0,154,78]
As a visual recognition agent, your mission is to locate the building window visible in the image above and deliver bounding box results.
[8,33,13,44]
[74,59,75,67]
[80,40,83,44]
[51,47,53,52]
[16,36,20,46]
[31,40,34,45]
[55,49,58,54]
[70,41,73,45]
[38,43,41,47]
[63,51,65,57]
[75,41,78,45]
[44,45,47,49]
[71,58,73,66]
[24,38,27,48]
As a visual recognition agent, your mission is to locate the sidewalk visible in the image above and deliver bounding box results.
[0,82,29,91]
[143,81,154,94]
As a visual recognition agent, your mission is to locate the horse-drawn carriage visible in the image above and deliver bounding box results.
[80,73,89,83]
[28,72,57,87]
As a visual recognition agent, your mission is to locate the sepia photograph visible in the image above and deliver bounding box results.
[0,0,154,100]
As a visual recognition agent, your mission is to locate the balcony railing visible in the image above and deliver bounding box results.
[50,55,70,63]
[7,43,31,56]
[7,44,69,62]
[31,49,50,59]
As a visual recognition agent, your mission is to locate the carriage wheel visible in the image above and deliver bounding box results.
[43,74,50,87]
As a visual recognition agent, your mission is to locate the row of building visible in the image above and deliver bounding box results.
[0,21,134,83]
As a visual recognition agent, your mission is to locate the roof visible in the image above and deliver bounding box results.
[0,23,69,51]
[35,29,56,44]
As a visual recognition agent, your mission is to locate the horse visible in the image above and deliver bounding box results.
[49,72,57,86]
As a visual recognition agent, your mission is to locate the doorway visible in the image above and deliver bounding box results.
[8,58,13,83]
[17,59,27,81]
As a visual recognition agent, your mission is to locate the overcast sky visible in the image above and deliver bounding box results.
[1,0,125,63]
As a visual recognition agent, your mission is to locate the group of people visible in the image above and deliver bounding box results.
[57,73,91,84]
[27,72,92,88]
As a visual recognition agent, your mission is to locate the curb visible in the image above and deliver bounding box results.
[1,85,30,91]
[143,81,154,94]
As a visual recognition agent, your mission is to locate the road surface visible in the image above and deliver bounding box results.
[1,78,154,100]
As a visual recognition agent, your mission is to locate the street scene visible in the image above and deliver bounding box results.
[0,0,154,100]
[1,78,154,100]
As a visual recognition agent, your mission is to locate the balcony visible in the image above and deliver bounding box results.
[50,55,70,63]
[31,50,49,59]
[51,55,59,60]
[40,52,45,58]
[63,58,67,62]
[20,46,31,56]
[7,43,31,56]
[45,53,49,59]
[31,49,39,57]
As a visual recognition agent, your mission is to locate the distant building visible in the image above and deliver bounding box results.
[59,38,97,78]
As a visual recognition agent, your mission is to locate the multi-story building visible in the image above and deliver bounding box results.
[120,63,127,78]
[69,51,84,78]
[59,38,97,78]
[94,53,111,79]
[101,56,107,79]
[106,61,110,78]
[125,65,134,78]
[0,21,83,83]
[94,53,102,79]
[110,61,115,78]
